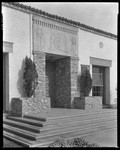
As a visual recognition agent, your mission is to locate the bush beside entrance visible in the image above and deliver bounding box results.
[73,69,102,109]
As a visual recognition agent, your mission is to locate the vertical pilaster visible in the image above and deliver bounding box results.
[70,57,79,108]
[33,51,46,98]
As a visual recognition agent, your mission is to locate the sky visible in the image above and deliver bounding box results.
[20,2,118,35]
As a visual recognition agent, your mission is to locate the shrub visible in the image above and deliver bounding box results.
[66,137,99,147]
[49,137,69,147]
[73,97,85,109]
[23,56,38,98]
[79,69,92,97]
[49,137,99,147]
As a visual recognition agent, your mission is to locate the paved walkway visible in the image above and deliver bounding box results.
[83,129,117,147]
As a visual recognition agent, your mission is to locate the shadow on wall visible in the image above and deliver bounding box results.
[17,58,26,97]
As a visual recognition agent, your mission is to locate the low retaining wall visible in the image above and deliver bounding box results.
[73,96,102,109]
[85,96,102,109]
[11,97,51,117]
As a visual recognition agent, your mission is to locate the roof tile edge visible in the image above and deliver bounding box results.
[2,2,117,40]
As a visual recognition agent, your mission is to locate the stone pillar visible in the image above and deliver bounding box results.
[70,57,79,108]
[33,51,46,97]
[32,51,50,112]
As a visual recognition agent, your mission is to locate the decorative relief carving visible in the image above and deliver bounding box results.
[70,36,77,56]
[35,27,45,51]
[50,32,68,53]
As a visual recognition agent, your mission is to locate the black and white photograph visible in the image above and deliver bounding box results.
[2,2,118,148]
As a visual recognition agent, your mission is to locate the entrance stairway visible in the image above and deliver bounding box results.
[3,109,117,147]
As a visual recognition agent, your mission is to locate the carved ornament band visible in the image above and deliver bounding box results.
[33,19,77,35]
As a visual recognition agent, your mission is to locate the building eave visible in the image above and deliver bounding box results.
[2,2,117,40]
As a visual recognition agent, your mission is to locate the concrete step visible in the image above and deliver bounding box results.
[3,124,37,141]
[3,110,117,147]
[36,127,117,147]
[4,112,116,132]
[35,120,117,140]
[40,116,117,132]
[3,118,117,142]
[22,112,117,127]
[3,120,117,147]
[45,113,117,126]
[6,116,44,127]
[3,116,117,135]
[23,109,117,122]
[3,119,41,133]
[3,131,32,147]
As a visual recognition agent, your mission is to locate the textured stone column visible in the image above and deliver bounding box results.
[70,57,79,108]
[32,51,50,112]
[33,51,46,97]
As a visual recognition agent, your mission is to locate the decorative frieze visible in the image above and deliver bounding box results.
[33,19,77,35]
[34,27,45,51]
[49,32,68,53]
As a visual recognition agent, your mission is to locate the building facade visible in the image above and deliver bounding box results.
[2,2,117,113]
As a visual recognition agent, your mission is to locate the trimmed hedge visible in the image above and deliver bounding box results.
[79,69,92,97]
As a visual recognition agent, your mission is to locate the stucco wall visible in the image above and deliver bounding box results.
[78,29,117,103]
[2,6,31,109]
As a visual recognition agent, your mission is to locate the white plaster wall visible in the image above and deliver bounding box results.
[2,6,31,107]
[78,29,117,104]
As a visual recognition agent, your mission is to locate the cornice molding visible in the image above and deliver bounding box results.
[33,19,77,35]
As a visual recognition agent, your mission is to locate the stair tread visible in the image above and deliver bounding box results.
[3,124,37,139]
[23,113,117,126]
[25,110,117,121]
[30,126,117,147]
[4,122,117,147]
[40,117,117,132]
[36,121,117,139]
[4,116,117,133]
[3,131,33,147]
[3,118,117,140]
[37,127,117,147]
[3,110,117,147]
[47,114,116,123]
[3,118,41,132]
[6,116,44,126]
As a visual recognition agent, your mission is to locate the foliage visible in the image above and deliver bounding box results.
[23,56,38,98]
[73,97,85,109]
[79,69,92,97]
[49,137,99,147]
